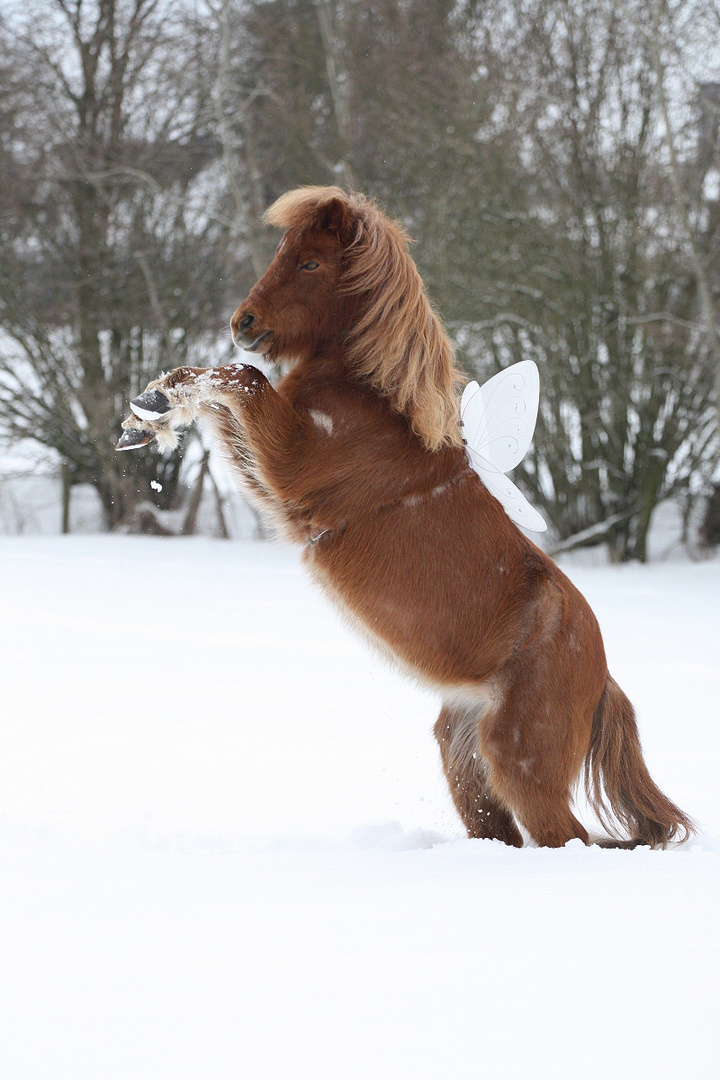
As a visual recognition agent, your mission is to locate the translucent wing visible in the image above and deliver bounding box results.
[466,449,548,532]
[461,361,547,533]
[461,359,539,472]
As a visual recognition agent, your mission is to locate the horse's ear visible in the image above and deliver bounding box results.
[318,197,355,244]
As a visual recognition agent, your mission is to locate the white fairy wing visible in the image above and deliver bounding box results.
[467,449,548,532]
[461,359,539,472]
[461,360,547,533]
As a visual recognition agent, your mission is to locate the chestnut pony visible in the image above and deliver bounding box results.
[120,186,693,848]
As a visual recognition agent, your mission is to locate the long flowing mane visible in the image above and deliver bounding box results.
[264,186,464,451]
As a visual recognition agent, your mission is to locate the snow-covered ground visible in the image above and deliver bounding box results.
[0,536,717,1079]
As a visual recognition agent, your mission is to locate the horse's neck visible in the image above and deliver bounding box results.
[276,346,468,509]
[277,346,366,411]
[279,343,343,380]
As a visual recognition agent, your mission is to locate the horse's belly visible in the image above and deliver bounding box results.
[304,516,517,686]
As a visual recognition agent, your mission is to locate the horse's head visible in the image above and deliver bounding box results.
[232,186,463,450]
[230,189,358,360]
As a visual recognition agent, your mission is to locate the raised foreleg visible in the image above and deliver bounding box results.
[118,364,270,451]
[117,363,322,508]
[117,365,278,513]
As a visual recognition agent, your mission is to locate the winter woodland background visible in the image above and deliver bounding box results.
[0,0,719,558]
[1,5,720,1079]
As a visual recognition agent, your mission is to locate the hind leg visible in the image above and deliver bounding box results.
[479,686,591,848]
[435,704,523,846]
[496,776,588,848]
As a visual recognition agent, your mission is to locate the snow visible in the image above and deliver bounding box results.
[0,536,718,1079]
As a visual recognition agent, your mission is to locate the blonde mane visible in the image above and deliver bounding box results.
[264,186,463,451]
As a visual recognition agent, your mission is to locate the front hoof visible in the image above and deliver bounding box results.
[130,389,172,422]
[116,428,155,451]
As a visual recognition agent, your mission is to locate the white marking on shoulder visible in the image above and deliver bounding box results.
[309,409,334,436]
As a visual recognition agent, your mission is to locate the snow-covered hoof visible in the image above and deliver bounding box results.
[118,368,204,454]
[130,389,172,422]
[116,427,155,451]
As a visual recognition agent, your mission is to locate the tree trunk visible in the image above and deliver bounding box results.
[60,461,71,534]
[632,455,664,563]
[313,0,357,188]
[207,465,230,539]
[650,0,720,421]
[180,452,210,536]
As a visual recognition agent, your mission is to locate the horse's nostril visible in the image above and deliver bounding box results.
[239,314,255,334]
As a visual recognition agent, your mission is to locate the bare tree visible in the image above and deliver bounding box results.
[452,0,719,559]
[649,0,720,417]
[151,0,720,558]
[312,0,357,187]
[2,0,716,554]
[0,0,231,526]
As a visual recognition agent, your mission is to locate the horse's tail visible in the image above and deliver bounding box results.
[584,675,695,848]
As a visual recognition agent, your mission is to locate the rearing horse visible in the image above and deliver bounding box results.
[119,186,693,848]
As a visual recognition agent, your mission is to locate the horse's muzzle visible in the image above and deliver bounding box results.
[231,310,273,353]
[233,327,274,353]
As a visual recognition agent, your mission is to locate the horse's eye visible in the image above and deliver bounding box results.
[300,260,320,271]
